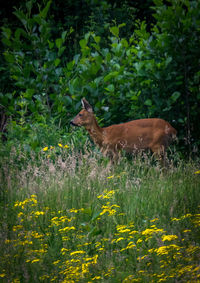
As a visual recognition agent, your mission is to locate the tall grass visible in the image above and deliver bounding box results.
[0,143,200,282]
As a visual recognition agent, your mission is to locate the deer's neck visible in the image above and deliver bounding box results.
[85,119,104,147]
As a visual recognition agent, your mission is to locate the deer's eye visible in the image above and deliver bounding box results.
[79,114,83,117]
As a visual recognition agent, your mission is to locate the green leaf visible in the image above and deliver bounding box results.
[105,84,115,92]
[24,89,35,98]
[2,27,11,39]
[80,38,87,49]
[26,1,33,13]
[94,36,101,44]
[171,91,181,102]
[118,23,126,29]
[54,58,61,67]
[58,46,66,57]
[13,10,27,26]
[121,38,129,48]
[67,61,74,71]
[56,38,62,49]
[48,40,54,49]
[110,26,119,37]
[144,99,152,106]
[4,52,15,63]
[40,0,52,19]
[2,38,11,47]
[104,71,119,82]
[165,56,172,66]
[61,31,67,41]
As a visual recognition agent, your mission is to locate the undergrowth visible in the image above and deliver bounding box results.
[0,142,200,282]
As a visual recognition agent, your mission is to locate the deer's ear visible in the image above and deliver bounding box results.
[81,98,93,113]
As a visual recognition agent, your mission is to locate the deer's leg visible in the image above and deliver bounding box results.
[151,145,168,167]
[102,146,120,164]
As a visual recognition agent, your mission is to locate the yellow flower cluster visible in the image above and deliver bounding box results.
[14,194,37,209]
[100,202,120,216]
[2,190,200,283]
[97,189,115,199]
[141,225,165,239]
[162,234,178,242]
[155,244,181,255]
[50,215,73,226]
[42,144,69,152]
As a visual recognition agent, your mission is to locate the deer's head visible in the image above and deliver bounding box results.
[70,98,94,127]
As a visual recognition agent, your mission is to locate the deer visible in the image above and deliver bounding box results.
[70,98,177,166]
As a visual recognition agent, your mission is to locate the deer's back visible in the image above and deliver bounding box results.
[102,118,176,151]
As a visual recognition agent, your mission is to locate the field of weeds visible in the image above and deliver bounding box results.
[0,143,200,282]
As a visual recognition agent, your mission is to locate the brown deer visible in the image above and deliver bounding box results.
[70,98,177,165]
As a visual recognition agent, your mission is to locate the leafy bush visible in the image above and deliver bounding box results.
[1,0,200,156]
[2,1,73,126]
[65,0,200,154]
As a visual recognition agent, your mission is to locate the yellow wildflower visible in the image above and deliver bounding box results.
[61,248,70,255]
[182,213,192,219]
[129,230,138,235]
[194,170,200,174]
[98,247,104,251]
[69,208,78,213]
[64,144,69,148]
[31,231,44,239]
[0,274,6,278]
[13,225,23,231]
[58,143,63,147]
[43,146,48,151]
[127,241,136,248]
[107,175,114,179]
[116,237,124,243]
[150,218,159,222]
[155,244,180,255]
[171,217,181,221]
[17,212,24,218]
[119,228,131,233]
[116,225,127,231]
[83,255,98,264]
[31,259,40,263]
[142,227,165,237]
[97,189,115,199]
[183,229,191,233]
[162,235,178,242]
[59,226,75,233]
[31,194,37,198]
[121,241,136,251]
[100,202,119,216]
[34,211,45,216]
[70,250,86,256]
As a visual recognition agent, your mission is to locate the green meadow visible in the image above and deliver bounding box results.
[0,143,200,282]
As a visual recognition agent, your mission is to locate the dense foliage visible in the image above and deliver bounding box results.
[1,1,200,281]
[1,0,200,156]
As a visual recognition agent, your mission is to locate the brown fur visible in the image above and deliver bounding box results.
[70,98,177,164]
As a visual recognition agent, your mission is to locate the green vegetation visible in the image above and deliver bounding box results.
[1,0,200,154]
[1,1,200,281]
[0,144,200,282]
